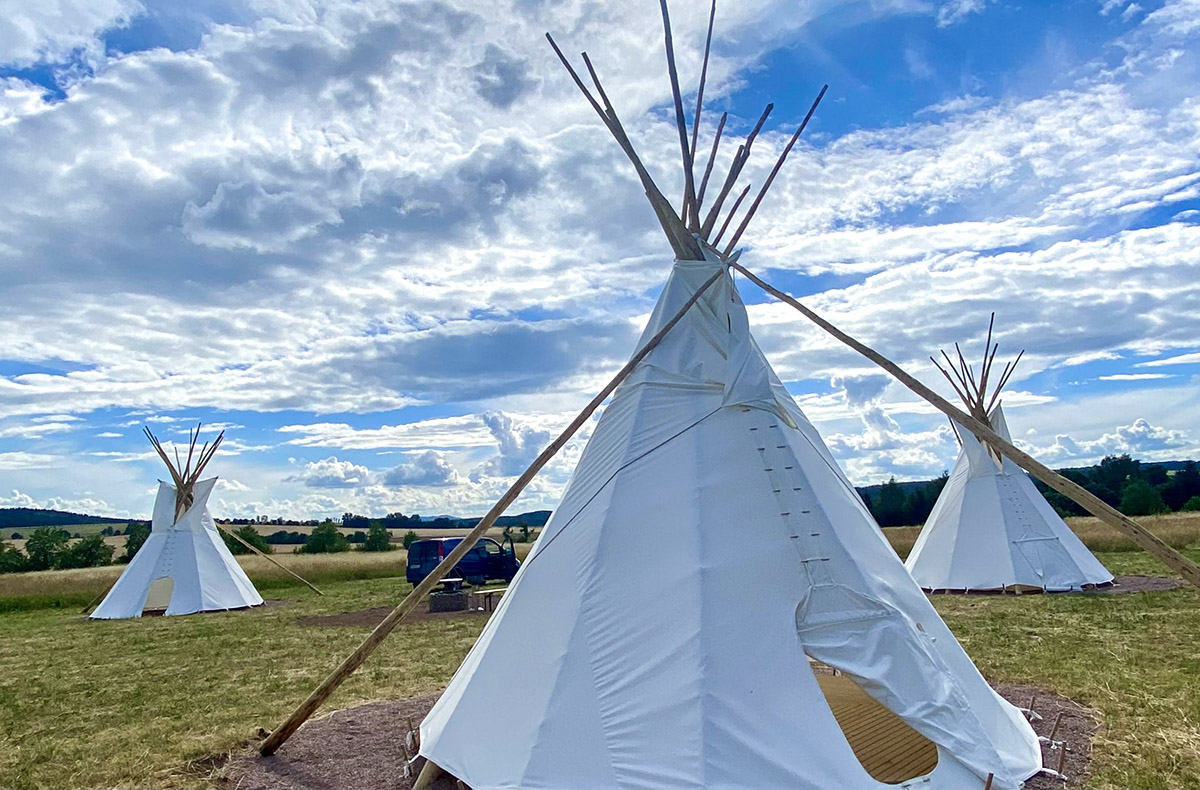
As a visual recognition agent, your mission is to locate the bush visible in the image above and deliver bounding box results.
[362,523,394,552]
[24,528,69,571]
[300,522,349,554]
[0,540,27,573]
[57,535,114,569]
[121,523,150,563]
[402,530,420,549]
[222,525,273,555]
[1183,496,1200,512]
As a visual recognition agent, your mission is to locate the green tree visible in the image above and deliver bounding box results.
[875,478,908,527]
[222,525,273,555]
[0,540,28,574]
[24,527,69,571]
[362,523,394,552]
[1091,454,1142,505]
[402,529,420,549]
[57,534,115,569]
[1163,461,1200,511]
[300,522,349,554]
[1119,478,1168,516]
[1181,496,1200,512]
[121,523,150,562]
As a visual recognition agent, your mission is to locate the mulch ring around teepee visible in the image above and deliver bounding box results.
[219,684,1096,790]
[925,574,1183,596]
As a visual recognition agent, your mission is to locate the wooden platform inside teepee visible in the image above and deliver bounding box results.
[815,672,939,784]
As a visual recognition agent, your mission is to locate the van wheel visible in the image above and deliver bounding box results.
[467,575,486,586]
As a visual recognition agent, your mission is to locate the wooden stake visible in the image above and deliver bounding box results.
[216,524,324,596]
[729,262,1200,591]
[983,773,993,790]
[1048,711,1065,741]
[722,84,827,255]
[258,269,725,756]
[659,0,701,231]
[1056,742,1068,775]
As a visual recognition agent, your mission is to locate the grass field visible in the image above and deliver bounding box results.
[0,520,1198,788]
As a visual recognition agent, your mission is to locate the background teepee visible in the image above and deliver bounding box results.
[90,425,264,619]
[904,316,1114,593]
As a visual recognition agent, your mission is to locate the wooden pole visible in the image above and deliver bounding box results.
[700,104,773,237]
[216,524,324,596]
[729,261,1200,591]
[545,34,700,260]
[258,269,725,756]
[658,0,701,231]
[81,577,118,615]
[722,84,827,255]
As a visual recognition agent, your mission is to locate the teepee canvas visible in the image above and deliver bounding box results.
[906,332,1112,593]
[91,427,263,619]
[412,7,1042,789]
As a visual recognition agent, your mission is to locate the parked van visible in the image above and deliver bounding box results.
[406,536,519,586]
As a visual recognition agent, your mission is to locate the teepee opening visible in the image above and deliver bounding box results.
[807,659,939,785]
[143,576,174,614]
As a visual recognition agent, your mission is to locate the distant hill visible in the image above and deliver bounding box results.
[0,508,128,529]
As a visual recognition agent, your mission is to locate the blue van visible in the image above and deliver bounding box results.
[406,536,520,586]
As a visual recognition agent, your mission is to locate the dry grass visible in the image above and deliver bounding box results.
[883,510,1200,561]
[0,550,411,612]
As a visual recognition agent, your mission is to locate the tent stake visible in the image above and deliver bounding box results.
[730,261,1200,591]
[258,269,725,756]
[216,524,324,596]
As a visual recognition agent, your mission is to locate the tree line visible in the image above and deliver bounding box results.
[858,455,1200,528]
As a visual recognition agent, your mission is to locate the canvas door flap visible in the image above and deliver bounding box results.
[796,583,1017,785]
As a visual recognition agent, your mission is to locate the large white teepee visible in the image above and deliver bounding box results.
[906,404,1113,593]
[419,256,1042,789]
[91,428,263,619]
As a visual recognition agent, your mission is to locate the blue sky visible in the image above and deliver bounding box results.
[0,0,1197,520]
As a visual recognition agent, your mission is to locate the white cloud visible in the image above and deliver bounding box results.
[0,0,142,67]
[1098,373,1174,381]
[380,450,460,487]
[285,456,372,488]
[1035,418,1191,464]
[1135,351,1200,367]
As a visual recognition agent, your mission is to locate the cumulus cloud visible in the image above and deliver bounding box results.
[0,0,142,67]
[381,450,460,487]
[285,456,372,488]
[1034,418,1191,464]
[473,411,552,479]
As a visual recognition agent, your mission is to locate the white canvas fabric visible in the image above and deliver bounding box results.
[905,407,1113,592]
[420,258,1041,790]
[91,478,263,619]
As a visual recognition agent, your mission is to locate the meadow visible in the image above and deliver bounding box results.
[0,518,1197,789]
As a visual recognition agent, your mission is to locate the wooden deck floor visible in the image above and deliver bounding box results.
[816,672,939,784]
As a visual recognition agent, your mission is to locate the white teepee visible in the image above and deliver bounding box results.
[906,404,1113,593]
[91,428,263,619]
[419,256,1042,789]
